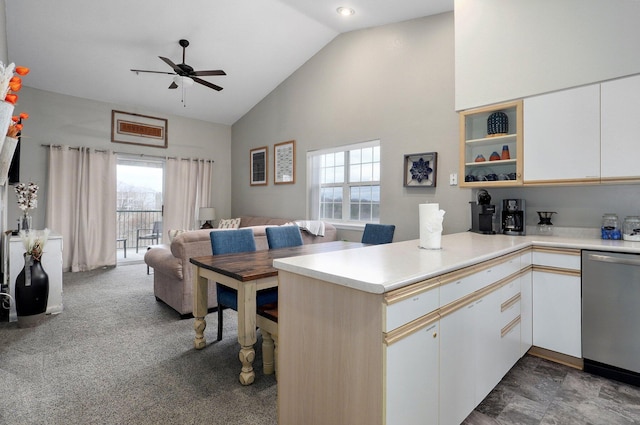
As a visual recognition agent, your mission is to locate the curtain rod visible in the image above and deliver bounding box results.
[40,144,214,163]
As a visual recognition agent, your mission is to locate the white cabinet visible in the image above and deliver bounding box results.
[474,290,502,402]
[523,84,600,184]
[6,232,64,322]
[385,314,439,425]
[601,74,640,181]
[519,269,533,357]
[531,248,582,358]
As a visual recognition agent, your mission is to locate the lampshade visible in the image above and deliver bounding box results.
[173,75,195,88]
[199,207,216,221]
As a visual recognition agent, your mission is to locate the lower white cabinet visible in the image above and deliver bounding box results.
[519,269,533,357]
[385,316,439,425]
[532,270,581,358]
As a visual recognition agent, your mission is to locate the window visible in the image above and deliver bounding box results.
[308,140,380,223]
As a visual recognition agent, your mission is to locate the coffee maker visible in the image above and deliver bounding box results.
[470,189,496,234]
[501,199,526,236]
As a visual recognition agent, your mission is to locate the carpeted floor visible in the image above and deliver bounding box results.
[0,264,277,425]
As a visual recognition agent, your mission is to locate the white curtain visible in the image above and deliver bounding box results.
[46,146,117,272]
[163,158,214,236]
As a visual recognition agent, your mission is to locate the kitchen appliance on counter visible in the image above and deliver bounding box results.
[582,250,640,386]
[501,199,525,235]
[470,189,496,234]
[537,211,557,235]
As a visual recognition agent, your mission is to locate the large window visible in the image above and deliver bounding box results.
[308,140,380,223]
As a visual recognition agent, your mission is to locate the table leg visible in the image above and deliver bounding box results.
[193,267,209,350]
[237,280,257,385]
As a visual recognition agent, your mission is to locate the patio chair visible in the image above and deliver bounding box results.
[136,221,162,253]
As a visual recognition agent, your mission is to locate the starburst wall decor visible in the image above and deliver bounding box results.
[404,152,437,187]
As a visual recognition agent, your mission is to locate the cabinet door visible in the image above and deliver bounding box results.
[520,270,533,357]
[524,84,600,183]
[601,74,640,180]
[532,271,582,358]
[474,291,502,403]
[386,321,439,425]
[440,303,476,425]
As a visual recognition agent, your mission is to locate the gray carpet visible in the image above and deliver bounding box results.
[0,264,277,425]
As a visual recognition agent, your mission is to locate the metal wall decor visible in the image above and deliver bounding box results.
[250,146,268,186]
[404,152,437,187]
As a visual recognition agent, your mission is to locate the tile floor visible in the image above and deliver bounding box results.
[463,355,640,425]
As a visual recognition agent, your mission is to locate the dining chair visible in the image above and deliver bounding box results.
[136,221,162,253]
[210,228,278,341]
[361,223,396,245]
[265,225,303,249]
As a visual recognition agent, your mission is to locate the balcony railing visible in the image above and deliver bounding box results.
[116,210,163,250]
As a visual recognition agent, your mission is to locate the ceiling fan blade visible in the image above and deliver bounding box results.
[192,77,223,91]
[158,56,182,74]
[168,82,178,89]
[131,69,175,75]
[192,70,226,77]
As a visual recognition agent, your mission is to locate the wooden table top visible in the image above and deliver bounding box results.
[190,241,366,282]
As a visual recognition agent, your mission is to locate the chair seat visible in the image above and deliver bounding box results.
[216,285,278,311]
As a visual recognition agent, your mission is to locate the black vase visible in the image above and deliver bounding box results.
[15,255,49,327]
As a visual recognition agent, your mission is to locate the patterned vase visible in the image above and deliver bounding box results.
[15,254,49,327]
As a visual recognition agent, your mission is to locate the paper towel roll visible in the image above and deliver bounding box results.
[419,203,445,249]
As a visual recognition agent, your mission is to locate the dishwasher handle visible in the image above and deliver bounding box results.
[586,253,640,267]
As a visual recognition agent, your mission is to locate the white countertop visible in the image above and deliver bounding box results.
[273,231,640,294]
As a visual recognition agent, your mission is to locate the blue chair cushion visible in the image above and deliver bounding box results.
[210,228,256,255]
[216,286,278,311]
[361,223,396,245]
[265,225,303,249]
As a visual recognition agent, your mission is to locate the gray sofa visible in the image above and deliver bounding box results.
[144,216,337,317]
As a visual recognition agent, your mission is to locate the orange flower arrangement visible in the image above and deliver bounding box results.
[1,62,30,137]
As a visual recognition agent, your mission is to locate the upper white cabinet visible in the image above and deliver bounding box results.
[601,74,640,182]
[523,85,601,184]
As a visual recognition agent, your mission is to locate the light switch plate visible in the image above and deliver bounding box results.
[449,173,458,186]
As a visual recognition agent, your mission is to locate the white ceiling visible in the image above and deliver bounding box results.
[5,0,453,125]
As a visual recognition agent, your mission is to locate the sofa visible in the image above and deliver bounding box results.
[144,216,337,318]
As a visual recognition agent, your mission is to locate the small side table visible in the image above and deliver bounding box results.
[117,238,127,258]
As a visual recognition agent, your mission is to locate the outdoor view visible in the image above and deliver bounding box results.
[116,158,164,256]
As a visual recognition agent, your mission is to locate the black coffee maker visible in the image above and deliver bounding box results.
[470,189,496,234]
[501,199,526,236]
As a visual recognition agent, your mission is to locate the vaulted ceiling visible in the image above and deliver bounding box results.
[5,0,453,125]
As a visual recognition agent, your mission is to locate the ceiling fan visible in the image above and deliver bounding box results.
[131,39,226,91]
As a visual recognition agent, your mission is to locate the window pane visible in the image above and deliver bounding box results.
[360,186,372,201]
[373,146,380,162]
[350,186,360,201]
[372,204,380,221]
[372,186,380,202]
[335,166,344,183]
[333,187,342,202]
[361,204,372,220]
[350,164,361,183]
[325,153,334,167]
[333,203,342,219]
[362,147,373,163]
[350,149,361,164]
[335,152,345,166]
[361,163,373,182]
[350,203,359,220]
[373,163,380,181]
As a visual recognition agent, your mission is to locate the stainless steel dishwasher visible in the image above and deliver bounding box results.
[582,250,640,386]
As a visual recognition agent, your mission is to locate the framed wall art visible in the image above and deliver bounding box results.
[274,140,295,184]
[404,152,438,187]
[111,110,168,148]
[250,146,268,186]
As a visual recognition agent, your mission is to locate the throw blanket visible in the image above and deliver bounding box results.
[294,220,325,237]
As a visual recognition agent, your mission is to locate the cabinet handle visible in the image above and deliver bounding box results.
[433,332,438,338]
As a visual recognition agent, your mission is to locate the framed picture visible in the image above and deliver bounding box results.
[404,152,437,187]
[250,146,268,186]
[274,140,295,184]
[111,110,168,148]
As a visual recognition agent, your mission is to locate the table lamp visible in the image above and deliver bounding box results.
[199,207,216,229]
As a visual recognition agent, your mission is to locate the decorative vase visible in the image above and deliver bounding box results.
[487,111,509,136]
[21,213,32,231]
[15,254,49,327]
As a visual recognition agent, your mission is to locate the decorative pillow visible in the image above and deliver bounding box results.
[217,218,242,229]
[168,229,186,242]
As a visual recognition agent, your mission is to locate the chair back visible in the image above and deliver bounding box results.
[265,225,304,249]
[152,221,162,235]
[210,228,257,255]
[361,223,395,245]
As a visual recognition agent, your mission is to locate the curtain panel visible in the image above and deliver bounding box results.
[163,158,214,235]
[46,146,116,272]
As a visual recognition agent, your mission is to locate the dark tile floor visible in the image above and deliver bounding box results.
[463,355,640,425]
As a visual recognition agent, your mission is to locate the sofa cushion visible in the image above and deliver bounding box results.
[218,218,242,229]
[168,229,186,242]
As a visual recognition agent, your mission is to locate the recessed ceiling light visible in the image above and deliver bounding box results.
[336,7,355,16]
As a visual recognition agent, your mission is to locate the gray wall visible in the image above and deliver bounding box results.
[11,87,232,230]
[455,0,640,111]
[232,13,470,242]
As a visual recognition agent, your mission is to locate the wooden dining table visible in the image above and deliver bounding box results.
[190,240,366,385]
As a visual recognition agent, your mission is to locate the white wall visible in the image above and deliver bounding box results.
[232,13,470,242]
[11,87,232,231]
[455,0,640,111]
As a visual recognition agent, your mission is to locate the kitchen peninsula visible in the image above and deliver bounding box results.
[273,231,640,425]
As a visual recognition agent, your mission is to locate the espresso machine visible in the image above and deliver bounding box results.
[501,199,526,235]
[470,189,496,234]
